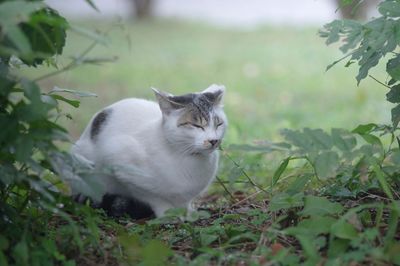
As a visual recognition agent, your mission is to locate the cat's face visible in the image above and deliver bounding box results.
[154,84,227,155]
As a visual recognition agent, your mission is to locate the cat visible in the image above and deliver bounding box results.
[70,84,227,219]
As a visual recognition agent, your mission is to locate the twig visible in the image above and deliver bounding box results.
[369,74,390,89]
[228,189,264,210]
[33,41,98,82]
[221,147,268,194]
[215,175,236,202]
[33,24,117,82]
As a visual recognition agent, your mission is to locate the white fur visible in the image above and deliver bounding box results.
[71,85,227,217]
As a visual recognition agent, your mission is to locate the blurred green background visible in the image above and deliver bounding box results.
[24,19,390,146]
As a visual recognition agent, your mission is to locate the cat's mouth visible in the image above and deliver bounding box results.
[190,146,218,156]
[203,146,220,153]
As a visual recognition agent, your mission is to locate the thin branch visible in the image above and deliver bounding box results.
[369,74,390,89]
[33,24,118,82]
[221,147,268,194]
[33,40,98,82]
[215,176,236,202]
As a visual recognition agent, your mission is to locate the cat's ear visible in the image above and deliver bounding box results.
[152,88,187,114]
[202,84,225,106]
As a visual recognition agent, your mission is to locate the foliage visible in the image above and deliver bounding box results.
[0,0,119,265]
[116,1,400,264]
[2,0,399,265]
[320,0,400,127]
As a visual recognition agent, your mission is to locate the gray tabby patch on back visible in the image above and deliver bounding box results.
[90,109,112,140]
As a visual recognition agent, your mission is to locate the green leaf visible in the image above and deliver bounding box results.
[391,104,400,128]
[386,242,400,264]
[356,51,381,84]
[328,238,350,258]
[384,206,399,246]
[331,128,356,151]
[286,216,337,236]
[300,196,344,217]
[12,240,29,266]
[272,157,290,186]
[0,251,7,266]
[50,95,80,108]
[314,151,339,179]
[0,236,9,250]
[296,235,319,262]
[19,8,68,66]
[186,210,211,222]
[320,20,342,45]
[359,133,382,146]
[287,174,311,195]
[141,240,172,266]
[331,219,358,240]
[84,0,100,11]
[225,232,258,244]
[269,192,304,212]
[372,162,394,200]
[75,56,118,65]
[49,87,97,98]
[386,84,400,103]
[304,128,333,150]
[14,136,34,161]
[379,1,400,18]
[352,123,377,134]
[5,25,31,54]
[387,55,400,81]
[281,128,312,151]
[200,233,219,247]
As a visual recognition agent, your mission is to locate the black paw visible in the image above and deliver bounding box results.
[100,194,155,220]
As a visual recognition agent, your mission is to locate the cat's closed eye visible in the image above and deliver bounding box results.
[191,123,204,130]
[216,122,224,128]
[178,122,204,130]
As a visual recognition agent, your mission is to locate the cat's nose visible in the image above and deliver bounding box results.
[209,139,219,147]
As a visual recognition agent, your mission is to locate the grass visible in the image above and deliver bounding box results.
[20,19,399,265]
[27,19,391,144]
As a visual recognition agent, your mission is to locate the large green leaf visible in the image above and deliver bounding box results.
[272,157,290,186]
[5,24,31,54]
[386,84,400,103]
[49,87,98,98]
[331,219,358,240]
[314,151,340,179]
[304,128,333,150]
[387,55,400,81]
[287,174,311,195]
[379,0,400,18]
[352,123,377,134]
[281,129,312,151]
[141,240,172,266]
[50,95,80,108]
[269,192,304,212]
[391,104,400,127]
[286,216,337,236]
[300,196,344,217]
[331,128,357,151]
[19,8,68,66]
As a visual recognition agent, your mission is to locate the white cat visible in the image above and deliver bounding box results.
[71,84,227,218]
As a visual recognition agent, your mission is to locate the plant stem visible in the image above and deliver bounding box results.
[221,147,268,194]
[216,176,236,202]
[369,74,390,89]
[33,41,98,82]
